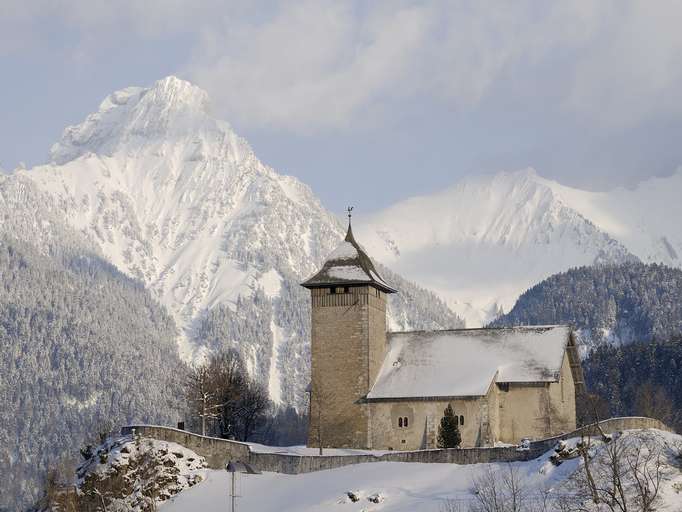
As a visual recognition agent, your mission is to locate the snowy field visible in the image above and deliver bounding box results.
[161,430,682,511]
[161,447,578,511]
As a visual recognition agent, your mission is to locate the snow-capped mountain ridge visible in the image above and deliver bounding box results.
[357,166,682,326]
[51,77,215,165]
[535,169,682,267]
[357,168,642,326]
[26,77,341,341]
[9,76,461,409]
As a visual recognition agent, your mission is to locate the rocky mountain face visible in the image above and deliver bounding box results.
[356,168,682,326]
[7,76,462,409]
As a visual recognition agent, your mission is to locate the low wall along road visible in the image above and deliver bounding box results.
[121,417,672,474]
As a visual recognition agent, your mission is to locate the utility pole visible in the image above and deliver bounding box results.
[226,460,261,512]
[230,469,237,512]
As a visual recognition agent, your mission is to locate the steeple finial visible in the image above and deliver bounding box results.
[345,206,354,242]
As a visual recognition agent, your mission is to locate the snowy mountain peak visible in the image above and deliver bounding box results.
[357,168,637,326]
[50,76,218,165]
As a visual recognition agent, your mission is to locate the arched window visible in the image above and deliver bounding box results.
[404,417,409,428]
[460,415,464,425]
[398,417,403,428]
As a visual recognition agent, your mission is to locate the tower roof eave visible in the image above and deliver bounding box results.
[300,223,397,294]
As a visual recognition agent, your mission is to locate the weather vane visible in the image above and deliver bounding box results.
[347,206,354,225]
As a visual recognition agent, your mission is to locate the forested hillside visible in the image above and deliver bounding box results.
[0,238,184,510]
[584,339,682,432]
[491,263,682,345]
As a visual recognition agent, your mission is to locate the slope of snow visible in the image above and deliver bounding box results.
[21,77,343,361]
[161,458,574,512]
[357,169,636,326]
[161,429,682,512]
[536,169,682,267]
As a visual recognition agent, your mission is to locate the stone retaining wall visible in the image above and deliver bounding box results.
[120,425,250,469]
[122,417,672,474]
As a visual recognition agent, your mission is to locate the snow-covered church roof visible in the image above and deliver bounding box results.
[301,224,397,293]
[367,325,572,400]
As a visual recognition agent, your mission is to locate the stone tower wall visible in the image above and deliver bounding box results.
[308,285,387,449]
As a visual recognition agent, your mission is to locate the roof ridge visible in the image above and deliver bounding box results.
[388,324,570,336]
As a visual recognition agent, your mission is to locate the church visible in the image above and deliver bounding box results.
[301,221,585,451]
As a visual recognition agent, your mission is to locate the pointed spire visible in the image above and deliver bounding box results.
[345,206,354,241]
[301,209,397,294]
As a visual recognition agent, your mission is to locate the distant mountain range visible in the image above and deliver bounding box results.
[357,168,682,326]
[2,76,461,409]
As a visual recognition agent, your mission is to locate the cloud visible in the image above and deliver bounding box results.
[4,0,682,134]
[187,1,434,130]
[185,1,682,134]
[567,0,682,128]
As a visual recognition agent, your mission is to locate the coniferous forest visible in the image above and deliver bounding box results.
[0,238,184,510]
[492,262,682,343]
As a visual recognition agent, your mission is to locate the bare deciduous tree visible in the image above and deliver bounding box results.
[185,363,223,436]
[232,379,270,441]
[185,349,271,441]
[470,464,529,512]
[565,431,668,512]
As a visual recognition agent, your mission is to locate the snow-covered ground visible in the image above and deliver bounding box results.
[161,459,572,512]
[161,430,682,512]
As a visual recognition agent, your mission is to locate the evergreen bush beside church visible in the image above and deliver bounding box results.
[437,404,461,448]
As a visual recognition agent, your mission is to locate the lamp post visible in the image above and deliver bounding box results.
[225,460,261,512]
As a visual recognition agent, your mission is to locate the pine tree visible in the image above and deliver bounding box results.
[437,404,461,448]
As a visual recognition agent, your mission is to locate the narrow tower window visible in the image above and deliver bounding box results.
[404,417,409,428]
[398,417,403,428]
[460,415,464,426]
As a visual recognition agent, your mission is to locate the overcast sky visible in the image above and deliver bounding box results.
[2,0,682,212]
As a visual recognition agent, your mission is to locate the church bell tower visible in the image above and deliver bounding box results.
[301,212,397,449]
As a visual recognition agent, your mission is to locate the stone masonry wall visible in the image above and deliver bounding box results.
[124,417,672,474]
[308,286,386,449]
